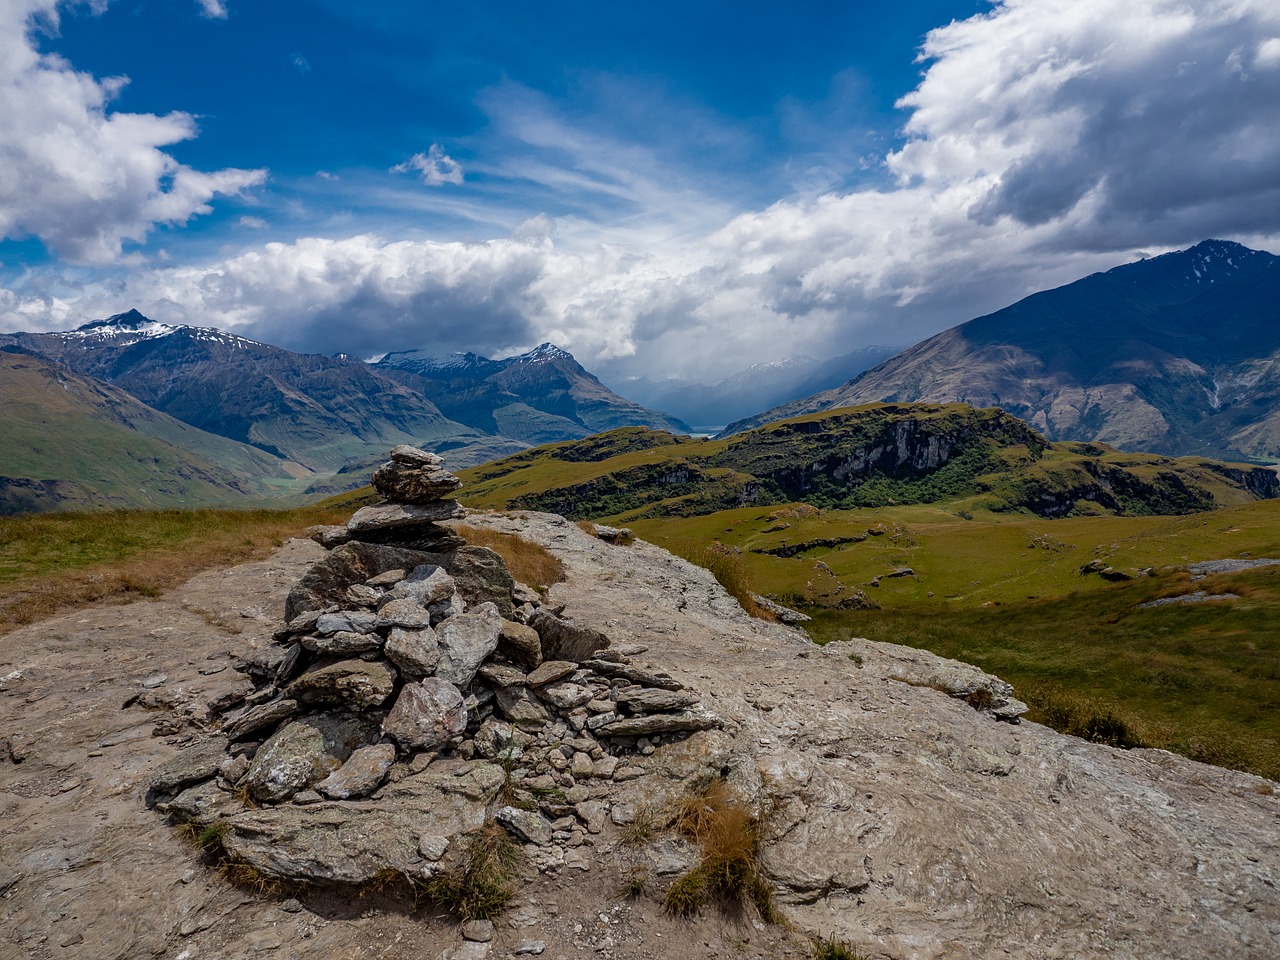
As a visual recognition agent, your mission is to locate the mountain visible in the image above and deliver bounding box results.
[458,403,1280,522]
[375,342,690,444]
[0,348,297,513]
[721,241,1280,461]
[0,310,481,474]
[612,345,898,428]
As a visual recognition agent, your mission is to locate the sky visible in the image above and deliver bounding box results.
[1,0,1278,385]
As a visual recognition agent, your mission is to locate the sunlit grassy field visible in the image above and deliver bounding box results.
[623,499,1280,781]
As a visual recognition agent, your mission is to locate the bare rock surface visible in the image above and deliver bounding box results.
[2,503,1278,960]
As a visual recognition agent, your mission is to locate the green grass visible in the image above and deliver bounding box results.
[422,822,521,921]
[624,499,1280,781]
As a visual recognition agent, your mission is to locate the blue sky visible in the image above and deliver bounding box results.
[2,0,1279,383]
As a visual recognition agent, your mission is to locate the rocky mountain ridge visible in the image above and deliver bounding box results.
[722,240,1280,461]
[0,461,1276,959]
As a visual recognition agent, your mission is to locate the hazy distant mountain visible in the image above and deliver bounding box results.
[0,348,295,513]
[376,342,689,444]
[612,345,897,427]
[1,310,479,473]
[721,240,1280,461]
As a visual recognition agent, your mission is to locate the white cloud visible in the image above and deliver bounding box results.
[392,144,464,187]
[239,215,268,229]
[0,0,265,264]
[4,0,1280,384]
[196,0,227,19]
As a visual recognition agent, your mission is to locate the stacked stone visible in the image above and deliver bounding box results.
[146,445,720,887]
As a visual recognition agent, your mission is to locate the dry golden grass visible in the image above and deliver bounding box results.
[663,779,779,922]
[696,544,777,622]
[454,524,567,591]
[0,504,351,636]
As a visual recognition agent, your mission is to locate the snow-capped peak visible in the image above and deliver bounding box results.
[58,310,264,349]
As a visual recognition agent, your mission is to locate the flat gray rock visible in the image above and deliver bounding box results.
[496,805,553,846]
[595,709,722,738]
[371,459,462,504]
[301,630,383,656]
[286,659,397,709]
[435,602,502,687]
[148,735,229,793]
[315,743,397,799]
[381,564,456,607]
[525,660,575,687]
[528,610,610,663]
[316,610,379,635]
[222,698,298,742]
[616,688,700,714]
[375,598,432,630]
[346,500,464,534]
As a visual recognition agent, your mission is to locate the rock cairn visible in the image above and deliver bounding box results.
[147,445,720,886]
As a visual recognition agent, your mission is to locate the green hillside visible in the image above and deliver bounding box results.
[0,350,305,513]
[456,405,1280,781]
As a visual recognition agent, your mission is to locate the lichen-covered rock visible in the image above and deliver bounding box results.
[384,626,441,678]
[538,681,593,711]
[316,610,379,635]
[496,805,553,846]
[243,712,380,804]
[285,659,397,709]
[435,602,502,687]
[494,686,551,727]
[383,678,467,750]
[315,743,397,800]
[300,630,383,656]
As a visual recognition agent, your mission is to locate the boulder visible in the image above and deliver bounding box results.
[384,626,441,678]
[285,659,397,709]
[383,678,467,751]
[244,712,380,803]
[527,610,610,663]
[371,458,462,504]
[435,603,502,687]
[498,619,542,668]
[315,743,397,800]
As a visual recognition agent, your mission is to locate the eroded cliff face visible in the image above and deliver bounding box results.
[1,507,1277,960]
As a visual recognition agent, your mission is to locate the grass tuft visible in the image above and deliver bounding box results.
[421,822,521,922]
[812,934,867,960]
[696,544,776,621]
[663,779,779,922]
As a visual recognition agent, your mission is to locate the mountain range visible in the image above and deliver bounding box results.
[722,240,1280,462]
[0,313,687,512]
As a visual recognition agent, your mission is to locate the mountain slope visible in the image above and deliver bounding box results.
[0,349,300,513]
[1,311,480,473]
[375,342,690,443]
[458,403,1280,522]
[722,241,1280,460]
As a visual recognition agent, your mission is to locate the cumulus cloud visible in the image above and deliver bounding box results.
[196,0,227,19]
[4,0,1280,383]
[392,144,464,187]
[0,0,265,264]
